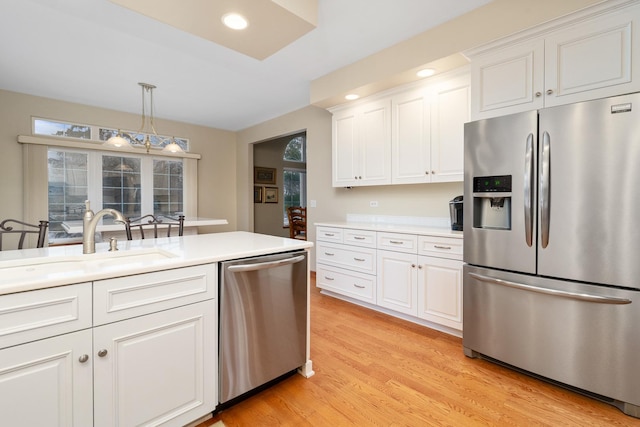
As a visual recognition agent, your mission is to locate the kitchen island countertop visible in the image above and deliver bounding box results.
[0,231,313,295]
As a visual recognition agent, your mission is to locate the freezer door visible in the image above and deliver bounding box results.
[463,265,640,413]
[538,92,640,289]
[464,111,537,273]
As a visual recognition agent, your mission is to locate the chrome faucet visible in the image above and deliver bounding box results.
[83,200,126,254]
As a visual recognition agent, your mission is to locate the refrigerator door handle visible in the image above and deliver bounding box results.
[524,133,534,247]
[540,131,551,248]
[469,273,632,304]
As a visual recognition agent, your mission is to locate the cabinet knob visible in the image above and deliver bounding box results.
[535,92,542,97]
[418,265,423,269]
[411,264,416,268]
[425,171,430,175]
[98,349,108,357]
[358,176,362,179]
[78,354,89,363]
[546,89,554,95]
[431,171,435,175]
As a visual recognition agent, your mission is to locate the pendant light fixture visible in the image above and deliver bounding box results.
[104,82,183,154]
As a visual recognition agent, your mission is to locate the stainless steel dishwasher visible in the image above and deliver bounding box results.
[219,250,308,404]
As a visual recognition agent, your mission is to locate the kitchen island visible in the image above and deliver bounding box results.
[0,231,313,427]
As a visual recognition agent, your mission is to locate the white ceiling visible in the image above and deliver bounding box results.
[0,0,491,131]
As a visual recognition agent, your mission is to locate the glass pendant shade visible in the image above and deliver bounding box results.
[162,139,184,153]
[104,131,132,148]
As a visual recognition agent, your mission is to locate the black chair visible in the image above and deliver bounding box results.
[124,214,185,240]
[0,219,49,250]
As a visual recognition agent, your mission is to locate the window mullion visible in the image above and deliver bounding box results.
[140,156,154,215]
[88,151,102,210]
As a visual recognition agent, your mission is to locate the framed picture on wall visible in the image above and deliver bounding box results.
[253,186,263,203]
[264,187,278,203]
[254,167,276,185]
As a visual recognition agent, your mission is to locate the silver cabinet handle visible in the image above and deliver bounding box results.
[324,233,335,237]
[540,131,551,249]
[469,273,631,304]
[433,245,451,250]
[324,276,334,281]
[324,252,335,256]
[353,284,365,289]
[78,354,89,363]
[524,132,534,247]
[546,89,554,95]
[535,92,542,97]
[389,240,404,245]
[353,236,365,240]
[353,257,365,262]
[98,349,108,357]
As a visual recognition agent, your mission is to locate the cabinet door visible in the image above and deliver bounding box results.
[391,87,431,184]
[431,74,469,183]
[417,256,462,330]
[376,250,417,315]
[94,301,216,427]
[471,39,544,120]
[544,6,639,107]
[0,330,93,427]
[332,108,358,187]
[358,99,392,186]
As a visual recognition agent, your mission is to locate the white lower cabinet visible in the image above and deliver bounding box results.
[317,225,463,334]
[0,329,93,427]
[377,250,418,316]
[0,263,217,427]
[94,300,216,427]
[417,255,462,330]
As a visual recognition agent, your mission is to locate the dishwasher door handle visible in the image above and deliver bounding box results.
[227,255,306,272]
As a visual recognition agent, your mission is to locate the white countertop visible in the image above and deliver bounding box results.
[61,217,228,233]
[0,232,313,296]
[315,221,463,239]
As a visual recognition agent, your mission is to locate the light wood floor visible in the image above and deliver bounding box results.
[199,276,640,427]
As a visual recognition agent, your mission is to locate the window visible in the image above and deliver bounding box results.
[283,135,305,162]
[48,151,89,234]
[47,148,183,243]
[282,134,306,225]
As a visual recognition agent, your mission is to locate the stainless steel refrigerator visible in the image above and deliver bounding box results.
[463,92,640,417]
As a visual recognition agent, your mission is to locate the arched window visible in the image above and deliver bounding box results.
[283,135,305,162]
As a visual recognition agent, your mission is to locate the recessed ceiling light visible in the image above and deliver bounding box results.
[416,68,435,78]
[222,13,248,30]
[345,94,359,101]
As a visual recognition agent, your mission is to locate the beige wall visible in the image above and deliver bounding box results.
[0,89,237,241]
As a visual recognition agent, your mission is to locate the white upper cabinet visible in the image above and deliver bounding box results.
[391,87,431,184]
[470,1,640,120]
[332,98,391,187]
[429,73,470,183]
[332,67,469,187]
[392,70,469,184]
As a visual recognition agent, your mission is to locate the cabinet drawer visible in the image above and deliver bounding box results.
[316,226,344,243]
[316,265,376,304]
[377,232,418,254]
[343,229,376,248]
[0,282,92,349]
[316,242,376,274]
[93,263,217,326]
[418,236,463,260]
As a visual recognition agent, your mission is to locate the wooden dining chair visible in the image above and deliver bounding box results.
[0,219,49,250]
[287,207,306,240]
[124,214,185,240]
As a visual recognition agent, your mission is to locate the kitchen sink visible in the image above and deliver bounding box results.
[0,248,179,279]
